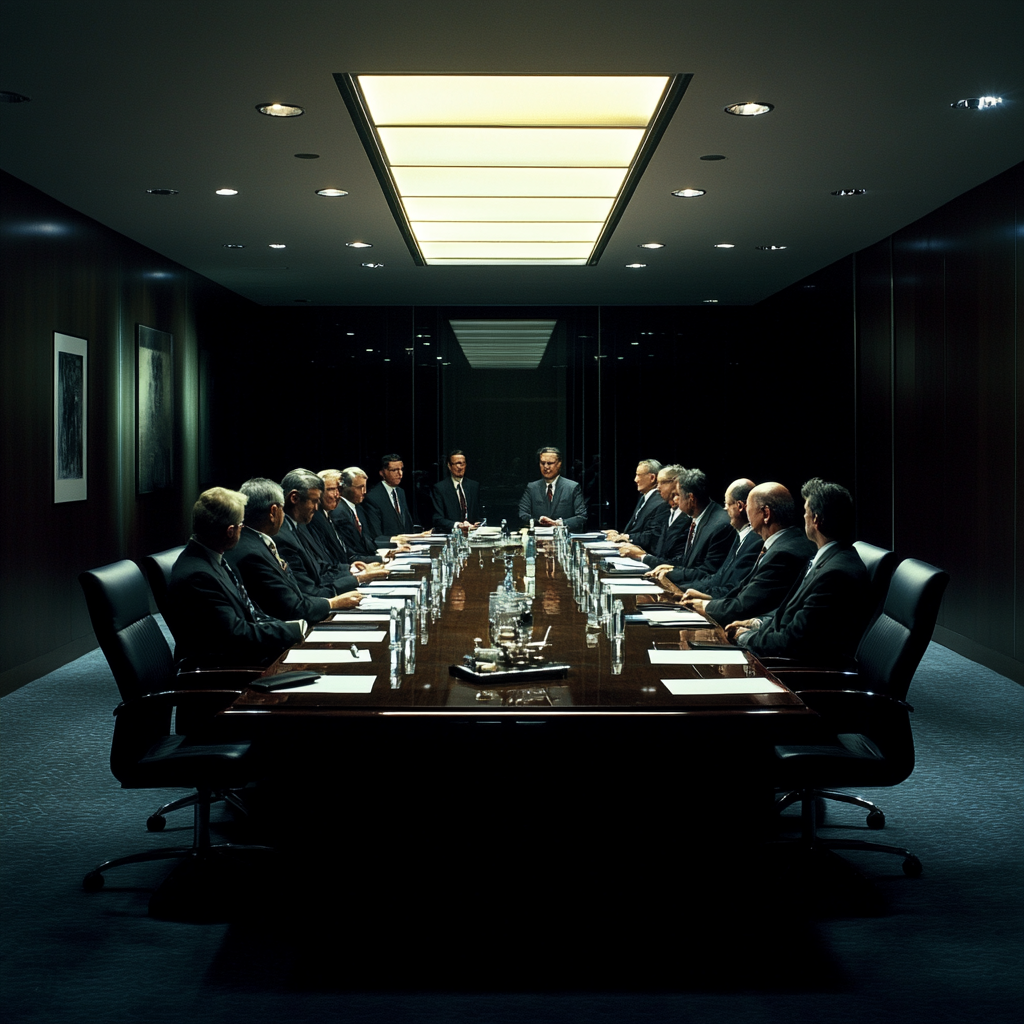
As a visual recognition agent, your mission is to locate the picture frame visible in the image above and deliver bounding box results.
[53,331,88,503]
[136,325,174,494]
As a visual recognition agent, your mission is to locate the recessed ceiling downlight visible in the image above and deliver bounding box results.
[638,242,665,249]
[347,241,372,248]
[625,262,646,269]
[831,188,867,196]
[268,243,286,249]
[223,243,245,248]
[146,188,179,195]
[951,96,1002,109]
[714,243,735,248]
[215,188,238,196]
[361,262,384,268]
[256,102,304,117]
[724,101,773,116]
[316,188,349,197]
[756,244,787,250]
[671,188,705,198]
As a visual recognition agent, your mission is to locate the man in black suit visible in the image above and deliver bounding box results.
[332,466,381,561]
[617,464,689,568]
[226,477,361,624]
[680,481,815,624]
[165,486,303,668]
[656,477,760,597]
[431,449,482,532]
[364,453,426,547]
[647,468,734,586]
[603,458,670,552]
[518,446,587,530]
[729,479,870,667]
[308,468,390,582]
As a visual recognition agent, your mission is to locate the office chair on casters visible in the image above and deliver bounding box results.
[773,557,948,835]
[774,688,922,877]
[79,561,266,911]
[853,540,896,629]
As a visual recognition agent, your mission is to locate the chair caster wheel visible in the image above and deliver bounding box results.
[866,809,885,830]
[902,855,922,878]
[83,871,105,892]
[147,814,166,832]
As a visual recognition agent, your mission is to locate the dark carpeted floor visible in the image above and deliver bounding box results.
[2,631,1021,1024]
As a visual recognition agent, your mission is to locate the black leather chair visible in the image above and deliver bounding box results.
[773,557,948,834]
[79,560,264,904]
[853,540,896,630]
[773,688,922,876]
[143,544,184,621]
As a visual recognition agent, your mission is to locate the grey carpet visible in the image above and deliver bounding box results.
[2,631,1021,1024]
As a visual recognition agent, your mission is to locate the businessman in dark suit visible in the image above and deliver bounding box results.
[603,459,670,552]
[729,480,870,668]
[226,477,361,624]
[432,449,482,532]
[308,469,391,582]
[617,464,689,567]
[364,453,424,547]
[681,482,815,624]
[332,466,382,560]
[648,468,734,586]
[518,446,587,530]
[165,486,304,669]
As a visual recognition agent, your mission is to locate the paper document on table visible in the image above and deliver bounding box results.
[281,675,377,694]
[605,557,648,570]
[329,613,392,622]
[362,582,420,591]
[300,637,376,655]
[584,542,622,551]
[534,527,555,537]
[357,597,412,610]
[601,581,662,593]
[661,678,785,695]
[648,649,749,665]
[292,632,386,649]
[641,609,708,625]
[391,557,432,565]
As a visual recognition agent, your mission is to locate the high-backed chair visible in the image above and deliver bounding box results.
[143,545,184,621]
[774,557,948,830]
[853,540,896,630]
[773,688,922,876]
[79,561,258,864]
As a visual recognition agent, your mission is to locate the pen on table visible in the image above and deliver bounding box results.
[350,644,360,659]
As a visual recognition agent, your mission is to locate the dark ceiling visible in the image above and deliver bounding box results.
[2,0,1022,307]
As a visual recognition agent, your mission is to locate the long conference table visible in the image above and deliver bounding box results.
[218,537,820,851]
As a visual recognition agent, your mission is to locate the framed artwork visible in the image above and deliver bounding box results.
[136,325,174,493]
[53,332,87,503]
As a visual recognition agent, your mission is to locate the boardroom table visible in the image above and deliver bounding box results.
[218,538,820,856]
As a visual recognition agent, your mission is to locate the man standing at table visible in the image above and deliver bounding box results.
[603,458,669,552]
[678,481,814,624]
[432,449,482,532]
[728,479,870,667]
[518,446,587,530]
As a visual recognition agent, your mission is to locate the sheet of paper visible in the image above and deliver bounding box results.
[283,675,377,694]
[534,527,555,537]
[601,581,662,592]
[290,632,386,650]
[357,597,411,610]
[584,542,623,551]
[641,609,708,624]
[329,613,392,622]
[300,637,376,655]
[390,557,432,565]
[606,557,648,569]
[569,532,604,539]
[661,678,785,695]
[362,582,421,591]
[648,649,749,665]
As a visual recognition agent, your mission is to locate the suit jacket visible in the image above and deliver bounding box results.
[686,527,762,598]
[740,542,870,667]
[703,526,816,626]
[165,538,301,668]
[518,477,587,531]
[641,509,691,567]
[225,526,331,624]
[364,482,416,545]
[621,490,670,552]
[662,504,734,582]
[307,508,353,569]
[274,515,357,597]
[331,500,380,560]
[432,477,482,531]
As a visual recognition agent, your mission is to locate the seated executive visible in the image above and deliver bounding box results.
[518,446,587,530]
[166,486,304,669]
[432,449,482,532]
[617,464,689,567]
[364,453,421,547]
[603,458,670,553]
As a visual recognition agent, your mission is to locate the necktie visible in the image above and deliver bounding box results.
[354,507,362,534]
[267,537,288,572]
[457,483,467,516]
[753,545,767,569]
[392,489,402,518]
[546,483,553,503]
[684,520,696,557]
[223,559,261,621]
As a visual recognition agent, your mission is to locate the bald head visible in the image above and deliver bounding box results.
[746,482,797,538]
[724,478,755,530]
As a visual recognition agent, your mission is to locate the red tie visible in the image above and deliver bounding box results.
[392,490,401,518]
[457,483,467,515]
[685,520,696,556]
[546,483,553,502]
[354,507,362,534]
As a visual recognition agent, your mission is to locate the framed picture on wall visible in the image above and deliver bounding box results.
[53,332,88,503]
[136,325,173,493]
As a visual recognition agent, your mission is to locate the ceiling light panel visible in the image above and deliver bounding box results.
[338,73,689,266]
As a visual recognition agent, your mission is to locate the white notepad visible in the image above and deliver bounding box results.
[641,609,709,625]
[291,632,386,649]
[648,649,749,665]
[660,678,785,695]
[281,675,377,694]
[601,581,662,592]
[329,613,392,622]
[297,640,374,658]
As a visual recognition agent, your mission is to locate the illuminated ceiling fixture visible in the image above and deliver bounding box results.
[316,188,349,197]
[724,101,773,116]
[268,243,286,248]
[449,319,557,368]
[714,242,735,248]
[256,102,304,117]
[215,188,238,196]
[671,188,705,197]
[336,73,691,266]
[625,262,646,268]
[638,242,664,248]
[361,262,384,268]
[756,244,787,250]
[832,188,867,196]
[346,241,372,248]
[951,96,1002,109]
